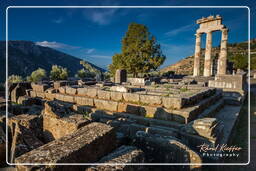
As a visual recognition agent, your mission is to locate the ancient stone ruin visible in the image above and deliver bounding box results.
[193,15,228,77]
[0,15,248,171]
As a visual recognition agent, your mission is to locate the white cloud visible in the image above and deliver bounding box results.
[165,24,195,37]
[83,8,118,25]
[86,48,95,54]
[36,41,80,49]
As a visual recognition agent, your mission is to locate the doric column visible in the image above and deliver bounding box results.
[193,33,201,76]
[203,31,212,77]
[217,28,228,75]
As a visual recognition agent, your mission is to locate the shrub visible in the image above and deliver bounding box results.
[75,68,96,79]
[8,75,23,83]
[27,68,47,82]
[50,65,68,81]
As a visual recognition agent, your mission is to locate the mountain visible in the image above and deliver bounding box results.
[0,41,106,82]
[161,39,256,75]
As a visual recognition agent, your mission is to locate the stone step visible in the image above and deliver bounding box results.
[197,98,224,119]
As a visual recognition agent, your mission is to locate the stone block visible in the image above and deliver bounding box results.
[58,86,66,94]
[86,88,98,98]
[97,90,111,100]
[86,146,146,171]
[110,91,123,101]
[66,86,77,95]
[55,93,65,101]
[31,83,49,92]
[62,95,75,103]
[123,93,140,103]
[77,87,88,96]
[15,122,117,168]
[10,84,27,103]
[9,123,44,163]
[110,86,131,93]
[115,69,127,84]
[162,97,184,109]
[117,103,141,115]
[139,94,162,105]
[75,96,94,106]
[45,88,58,94]
[36,92,45,98]
[54,81,68,89]
[45,93,56,100]
[94,99,118,112]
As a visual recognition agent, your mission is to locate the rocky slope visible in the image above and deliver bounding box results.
[0,41,105,82]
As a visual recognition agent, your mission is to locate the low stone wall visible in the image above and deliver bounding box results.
[15,122,117,169]
[209,74,246,91]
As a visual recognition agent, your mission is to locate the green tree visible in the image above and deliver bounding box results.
[109,22,166,77]
[27,68,46,82]
[50,65,68,81]
[232,54,248,70]
[76,68,95,79]
[8,75,23,83]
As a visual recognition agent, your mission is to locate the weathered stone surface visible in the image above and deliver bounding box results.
[9,114,43,141]
[117,103,140,115]
[162,97,184,109]
[17,96,42,106]
[94,99,118,112]
[45,88,58,94]
[135,132,202,169]
[66,86,77,95]
[97,90,111,100]
[110,91,123,101]
[15,123,117,169]
[86,146,146,171]
[86,88,98,98]
[181,118,224,143]
[139,94,162,105]
[110,86,130,93]
[9,123,44,163]
[43,101,90,142]
[10,84,27,103]
[77,87,88,96]
[58,86,66,94]
[75,96,94,106]
[31,83,49,92]
[115,69,127,84]
[72,105,92,114]
[54,81,68,89]
[45,93,56,100]
[62,95,75,103]
[123,93,140,103]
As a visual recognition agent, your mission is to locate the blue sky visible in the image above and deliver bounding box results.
[1,0,254,70]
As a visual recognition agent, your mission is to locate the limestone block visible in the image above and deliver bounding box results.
[135,133,202,169]
[97,90,111,100]
[36,92,46,98]
[86,146,146,171]
[123,93,140,103]
[10,84,27,103]
[75,96,94,106]
[45,93,56,100]
[45,88,58,94]
[94,99,118,112]
[15,122,117,168]
[31,83,49,92]
[55,93,65,101]
[66,86,77,95]
[110,91,123,101]
[110,86,130,93]
[77,87,88,96]
[9,123,44,163]
[30,91,37,98]
[162,97,184,109]
[53,81,68,89]
[117,103,141,115]
[139,94,162,105]
[86,88,98,98]
[58,86,66,94]
[62,95,75,103]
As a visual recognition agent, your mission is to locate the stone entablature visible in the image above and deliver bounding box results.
[193,15,228,77]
